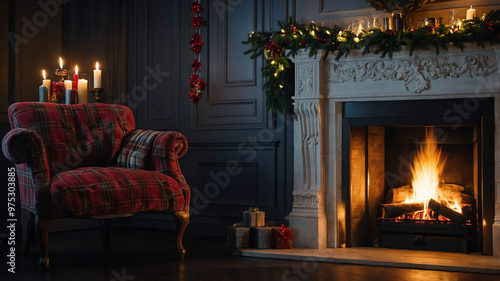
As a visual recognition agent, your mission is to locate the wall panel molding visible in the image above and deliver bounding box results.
[128,0,180,130]
[192,0,267,129]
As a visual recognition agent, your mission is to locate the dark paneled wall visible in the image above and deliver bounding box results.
[1,0,294,236]
[64,0,127,104]
[127,0,293,235]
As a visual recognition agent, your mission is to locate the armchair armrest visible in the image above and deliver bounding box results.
[152,131,190,211]
[117,130,190,211]
[2,128,51,214]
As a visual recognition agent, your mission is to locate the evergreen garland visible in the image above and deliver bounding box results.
[243,10,500,113]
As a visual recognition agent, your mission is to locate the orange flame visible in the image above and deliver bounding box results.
[408,128,447,219]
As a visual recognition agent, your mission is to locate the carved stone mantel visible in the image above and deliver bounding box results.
[289,44,500,256]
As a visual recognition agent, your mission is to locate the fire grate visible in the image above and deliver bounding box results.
[377,219,475,253]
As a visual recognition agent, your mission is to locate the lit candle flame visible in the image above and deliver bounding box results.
[96,61,99,70]
[75,65,78,75]
[59,57,63,69]
[43,69,46,80]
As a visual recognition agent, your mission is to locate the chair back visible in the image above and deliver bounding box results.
[8,102,135,175]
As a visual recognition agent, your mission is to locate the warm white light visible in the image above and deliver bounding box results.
[75,65,78,75]
[43,69,46,80]
[95,61,99,70]
[59,57,63,69]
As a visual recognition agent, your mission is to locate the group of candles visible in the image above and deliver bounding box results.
[39,57,102,104]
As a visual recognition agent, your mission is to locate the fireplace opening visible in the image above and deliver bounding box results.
[341,98,495,254]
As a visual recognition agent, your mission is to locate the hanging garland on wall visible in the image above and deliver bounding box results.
[243,10,500,113]
[189,0,207,105]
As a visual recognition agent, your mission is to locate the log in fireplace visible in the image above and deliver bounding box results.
[343,99,494,253]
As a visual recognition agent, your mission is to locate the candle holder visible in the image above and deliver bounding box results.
[55,68,68,82]
[91,88,104,102]
[51,81,65,103]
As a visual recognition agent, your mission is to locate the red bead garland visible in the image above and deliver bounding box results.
[189,0,207,105]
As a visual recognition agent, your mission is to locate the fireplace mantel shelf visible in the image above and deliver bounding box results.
[287,43,500,257]
[292,43,500,102]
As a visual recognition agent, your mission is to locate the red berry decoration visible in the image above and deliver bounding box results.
[189,1,207,105]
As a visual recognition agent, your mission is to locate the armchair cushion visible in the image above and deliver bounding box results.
[117,129,160,170]
[50,167,185,217]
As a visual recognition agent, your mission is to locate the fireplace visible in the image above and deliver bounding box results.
[342,99,494,253]
[287,44,500,257]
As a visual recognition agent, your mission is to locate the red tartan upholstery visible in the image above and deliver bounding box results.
[50,167,185,217]
[2,102,190,218]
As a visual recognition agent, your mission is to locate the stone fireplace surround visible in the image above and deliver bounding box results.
[287,43,500,256]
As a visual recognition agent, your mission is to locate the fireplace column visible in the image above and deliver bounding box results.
[495,96,500,257]
[288,52,327,248]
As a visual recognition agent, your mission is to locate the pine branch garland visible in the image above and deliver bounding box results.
[243,10,500,112]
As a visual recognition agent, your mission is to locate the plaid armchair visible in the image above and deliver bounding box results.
[2,102,190,269]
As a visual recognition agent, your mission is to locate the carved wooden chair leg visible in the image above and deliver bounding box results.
[35,216,52,270]
[21,209,34,257]
[173,210,189,260]
[101,219,114,253]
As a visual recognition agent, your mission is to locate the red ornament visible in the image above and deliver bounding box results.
[264,41,281,58]
[488,20,496,31]
[386,29,394,35]
[189,1,207,106]
[191,15,205,29]
[195,78,207,91]
[189,73,207,91]
[190,33,204,54]
[189,73,200,86]
[191,1,201,12]
[191,58,202,71]
[190,92,201,105]
[265,41,276,50]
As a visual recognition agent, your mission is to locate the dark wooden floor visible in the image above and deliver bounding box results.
[1,227,499,281]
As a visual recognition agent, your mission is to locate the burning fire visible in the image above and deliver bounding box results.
[405,128,461,219]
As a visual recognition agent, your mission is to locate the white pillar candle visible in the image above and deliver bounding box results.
[466,6,476,20]
[42,69,51,98]
[93,61,101,88]
[64,80,73,90]
[78,79,88,103]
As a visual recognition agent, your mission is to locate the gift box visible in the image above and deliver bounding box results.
[273,225,293,249]
[227,226,250,248]
[243,207,265,227]
[250,227,280,249]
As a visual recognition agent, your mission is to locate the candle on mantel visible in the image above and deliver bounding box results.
[93,61,101,88]
[73,65,79,90]
[42,69,51,98]
[64,80,72,90]
[466,6,476,20]
[78,78,88,103]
